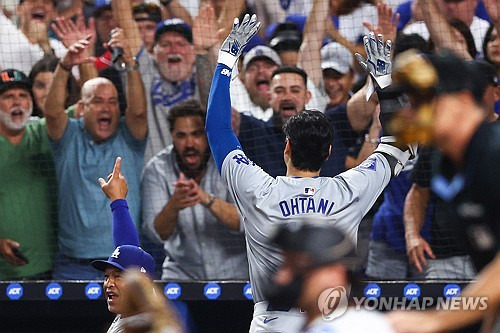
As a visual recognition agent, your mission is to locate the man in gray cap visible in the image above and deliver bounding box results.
[320,42,355,109]
[230,45,282,121]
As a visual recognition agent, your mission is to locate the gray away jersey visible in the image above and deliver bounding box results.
[221,149,392,302]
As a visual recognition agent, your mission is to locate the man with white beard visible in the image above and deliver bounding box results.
[0,69,57,280]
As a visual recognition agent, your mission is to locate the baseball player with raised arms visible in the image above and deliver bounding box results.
[206,14,416,333]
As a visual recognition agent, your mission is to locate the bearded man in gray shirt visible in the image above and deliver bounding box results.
[142,100,249,280]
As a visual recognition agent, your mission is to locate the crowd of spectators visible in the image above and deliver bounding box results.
[0,0,498,281]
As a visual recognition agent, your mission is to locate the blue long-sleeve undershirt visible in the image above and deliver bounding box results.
[110,199,140,248]
[206,63,243,174]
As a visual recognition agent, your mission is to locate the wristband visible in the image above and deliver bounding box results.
[205,193,216,209]
[364,134,380,144]
[124,61,140,72]
[59,62,72,72]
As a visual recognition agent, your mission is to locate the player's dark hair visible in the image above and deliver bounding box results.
[428,52,483,103]
[271,66,308,87]
[167,99,206,132]
[282,110,333,171]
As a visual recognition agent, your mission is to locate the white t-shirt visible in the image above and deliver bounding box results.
[0,12,67,75]
[337,4,378,44]
[403,16,490,58]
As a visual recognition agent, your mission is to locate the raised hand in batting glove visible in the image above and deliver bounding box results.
[218,14,261,73]
[355,32,392,89]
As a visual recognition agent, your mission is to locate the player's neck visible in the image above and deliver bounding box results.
[286,166,320,178]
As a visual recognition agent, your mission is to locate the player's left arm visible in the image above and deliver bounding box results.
[355,31,417,178]
[99,157,140,247]
[206,14,261,174]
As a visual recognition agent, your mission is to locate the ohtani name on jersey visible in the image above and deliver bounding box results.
[279,197,335,217]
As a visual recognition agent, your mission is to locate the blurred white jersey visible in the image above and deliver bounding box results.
[303,309,396,333]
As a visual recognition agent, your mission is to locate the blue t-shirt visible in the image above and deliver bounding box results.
[50,118,146,258]
[371,166,432,253]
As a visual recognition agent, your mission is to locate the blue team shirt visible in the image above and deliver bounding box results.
[371,168,432,253]
[50,118,145,258]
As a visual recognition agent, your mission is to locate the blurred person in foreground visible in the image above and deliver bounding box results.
[266,223,395,332]
[120,269,182,333]
[388,51,500,333]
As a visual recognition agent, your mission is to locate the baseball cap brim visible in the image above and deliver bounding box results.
[270,34,302,51]
[321,61,350,74]
[0,81,32,96]
[91,259,126,273]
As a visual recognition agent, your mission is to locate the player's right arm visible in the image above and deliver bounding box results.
[206,14,261,173]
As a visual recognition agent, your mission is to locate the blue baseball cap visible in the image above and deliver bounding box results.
[155,18,193,44]
[94,0,112,18]
[92,245,155,280]
[94,0,111,9]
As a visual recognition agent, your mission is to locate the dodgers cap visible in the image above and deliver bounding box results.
[92,245,155,280]
[155,18,193,44]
